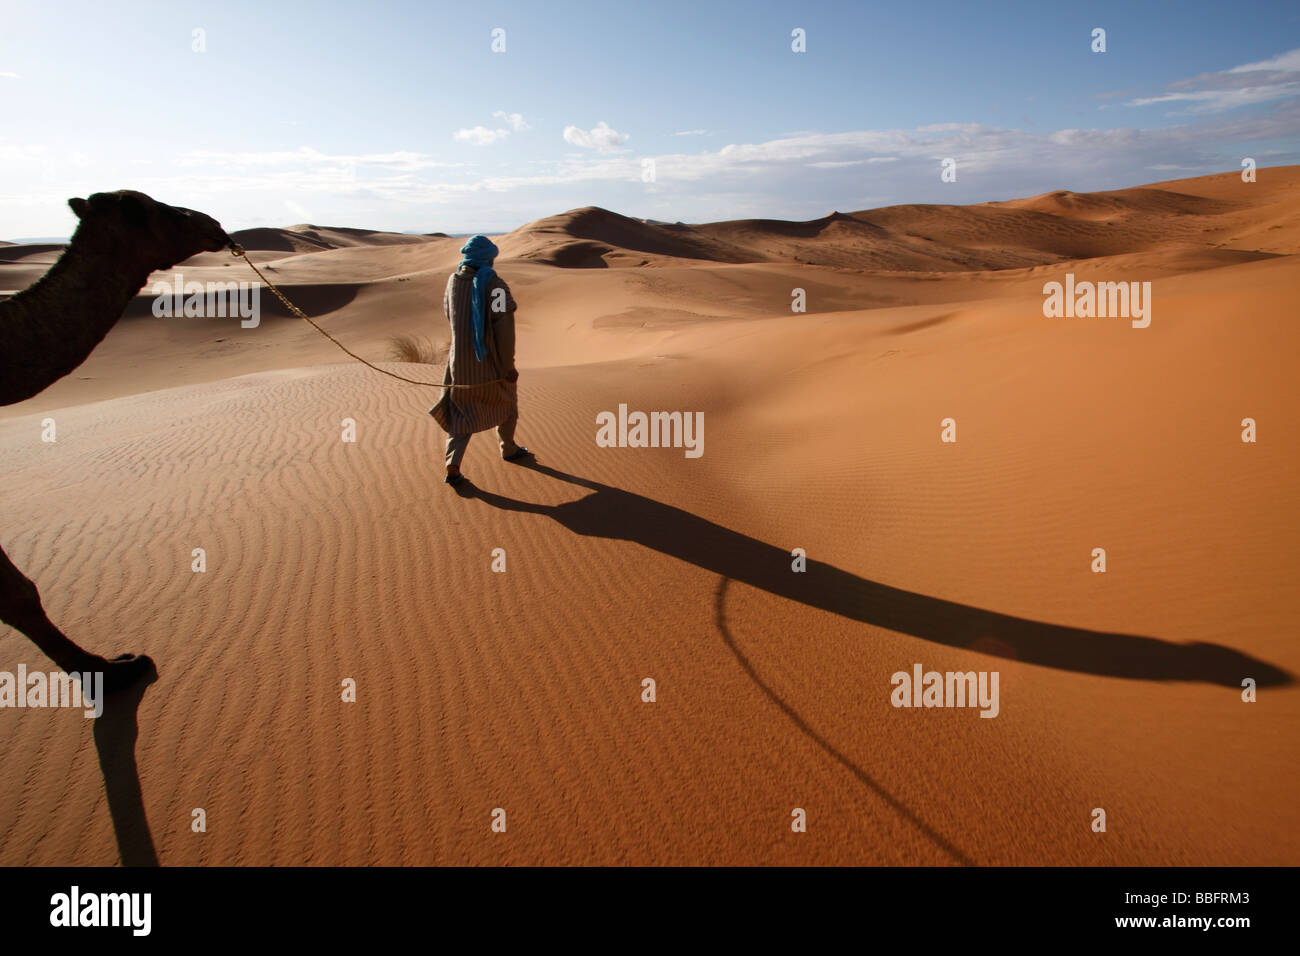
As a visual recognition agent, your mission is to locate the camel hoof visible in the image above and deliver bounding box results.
[97,653,157,694]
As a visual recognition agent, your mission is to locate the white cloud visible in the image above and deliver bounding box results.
[455,113,529,145]
[454,125,509,146]
[492,111,531,132]
[0,142,47,161]
[562,121,629,152]
[673,129,709,136]
[807,157,901,168]
[1228,49,1300,74]
[4,98,1297,236]
[179,146,462,170]
[0,71,19,79]
[1127,85,1300,113]
[1127,47,1300,114]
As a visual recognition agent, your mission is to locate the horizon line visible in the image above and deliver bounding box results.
[3,162,1290,246]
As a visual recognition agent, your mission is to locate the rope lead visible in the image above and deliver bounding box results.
[227,240,505,390]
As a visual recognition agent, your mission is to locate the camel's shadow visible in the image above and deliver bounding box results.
[92,660,160,866]
[462,461,1292,688]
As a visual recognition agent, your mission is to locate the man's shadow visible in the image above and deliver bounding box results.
[460,462,1292,688]
[92,659,160,866]
[460,462,1290,865]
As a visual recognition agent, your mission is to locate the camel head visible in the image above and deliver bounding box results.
[67,190,230,273]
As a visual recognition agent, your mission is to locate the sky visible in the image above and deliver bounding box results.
[2,0,1299,238]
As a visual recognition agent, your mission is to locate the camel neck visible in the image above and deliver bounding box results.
[0,240,155,406]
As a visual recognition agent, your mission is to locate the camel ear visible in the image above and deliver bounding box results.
[68,197,89,219]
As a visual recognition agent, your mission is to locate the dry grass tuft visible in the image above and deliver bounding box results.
[388,334,440,364]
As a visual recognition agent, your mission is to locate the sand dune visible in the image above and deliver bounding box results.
[10,167,1298,413]
[498,205,757,267]
[1,169,1297,865]
[226,224,438,256]
[0,243,65,270]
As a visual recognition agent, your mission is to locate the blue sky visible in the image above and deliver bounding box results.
[2,0,1299,237]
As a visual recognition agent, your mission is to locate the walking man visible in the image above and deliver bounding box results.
[429,235,532,485]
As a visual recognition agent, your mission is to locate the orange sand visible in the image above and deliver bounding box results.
[1,168,1297,865]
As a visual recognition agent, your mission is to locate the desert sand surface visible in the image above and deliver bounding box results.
[0,168,1297,865]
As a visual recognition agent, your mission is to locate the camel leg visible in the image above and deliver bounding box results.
[0,541,152,692]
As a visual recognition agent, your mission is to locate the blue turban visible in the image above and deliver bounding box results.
[459,235,498,362]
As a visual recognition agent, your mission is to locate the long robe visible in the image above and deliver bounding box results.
[429,265,518,435]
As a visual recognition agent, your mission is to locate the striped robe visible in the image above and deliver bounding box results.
[428,265,518,435]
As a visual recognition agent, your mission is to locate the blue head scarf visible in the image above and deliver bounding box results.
[459,235,498,362]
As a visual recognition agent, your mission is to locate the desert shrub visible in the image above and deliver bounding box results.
[388,334,440,364]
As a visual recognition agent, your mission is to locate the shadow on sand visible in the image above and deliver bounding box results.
[462,462,1292,688]
[712,575,977,864]
[92,659,160,866]
[456,462,1292,863]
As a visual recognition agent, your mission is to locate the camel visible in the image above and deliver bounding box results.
[1,190,230,691]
